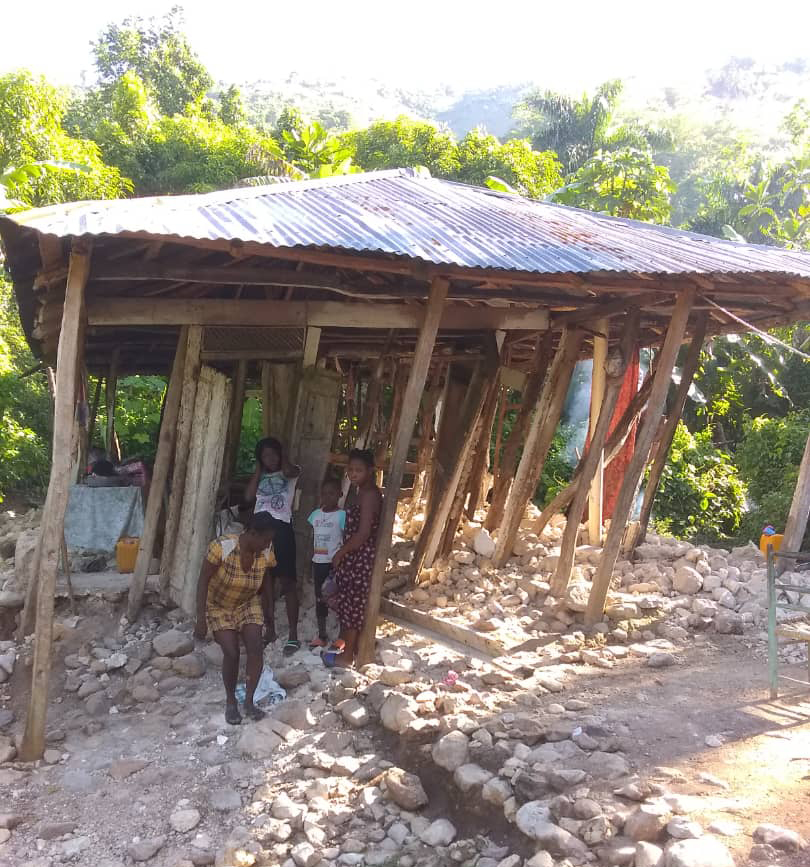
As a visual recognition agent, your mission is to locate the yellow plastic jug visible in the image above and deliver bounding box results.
[115,537,140,573]
[759,532,783,557]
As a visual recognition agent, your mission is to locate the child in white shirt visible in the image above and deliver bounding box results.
[307,478,346,647]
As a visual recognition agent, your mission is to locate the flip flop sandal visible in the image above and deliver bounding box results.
[283,639,301,657]
[309,637,327,649]
[326,639,346,655]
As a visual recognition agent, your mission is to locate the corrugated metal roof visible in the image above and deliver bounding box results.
[4,168,810,278]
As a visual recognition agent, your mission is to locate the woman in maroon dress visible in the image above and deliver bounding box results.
[329,449,382,666]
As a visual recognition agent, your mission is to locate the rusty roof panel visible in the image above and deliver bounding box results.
[3,168,810,278]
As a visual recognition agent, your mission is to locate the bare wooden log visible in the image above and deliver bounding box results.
[105,348,120,462]
[630,314,708,552]
[127,328,189,620]
[587,319,609,544]
[221,359,247,488]
[87,375,103,449]
[493,328,585,567]
[159,326,203,598]
[585,288,695,624]
[778,428,810,574]
[485,333,553,532]
[405,365,445,522]
[464,371,502,519]
[20,244,90,761]
[356,277,449,666]
[551,311,640,596]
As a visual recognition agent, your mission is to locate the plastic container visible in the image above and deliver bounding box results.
[115,537,140,573]
[759,530,783,557]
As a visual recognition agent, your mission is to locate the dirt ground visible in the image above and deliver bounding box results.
[2,594,810,867]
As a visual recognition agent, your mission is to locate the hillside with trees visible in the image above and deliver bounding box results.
[2,7,809,545]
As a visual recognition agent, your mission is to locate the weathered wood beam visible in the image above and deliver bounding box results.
[105,348,120,462]
[551,311,639,597]
[587,319,609,545]
[629,313,708,553]
[493,328,585,566]
[20,244,90,761]
[86,298,549,331]
[778,429,810,575]
[127,329,189,620]
[222,359,248,488]
[159,326,203,600]
[585,287,695,624]
[356,277,449,666]
[464,371,502,520]
[485,333,554,532]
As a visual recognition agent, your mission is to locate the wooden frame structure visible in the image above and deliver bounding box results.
[3,168,810,757]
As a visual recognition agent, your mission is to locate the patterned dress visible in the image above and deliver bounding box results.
[333,492,381,630]
[204,535,276,633]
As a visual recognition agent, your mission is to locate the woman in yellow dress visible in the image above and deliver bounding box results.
[194,512,278,725]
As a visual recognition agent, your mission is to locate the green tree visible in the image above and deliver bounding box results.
[91,6,213,117]
[455,128,562,198]
[346,117,461,177]
[515,80,624,174]
[0,71,130,205]
[218,85,247,127]
[551,147,674,222]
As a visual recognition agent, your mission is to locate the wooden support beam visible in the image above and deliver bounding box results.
[222,359,247,487]
[465,372,502,520]
[105,348,120,462]
[261,362,298,441]
[20,244,90,762]
[87,375,103,449]
[159,326,203,599]
[127,329,189,620]
[493,328,585,566]
[585,288,695,624]
[587,319,609,545]
[86,298,549,331]
[551,312,639,596]
[405,364,446,522]
[432,355,497,561]
[356,277,449,667]
[778,428,810,575]
[485,333,553,532]
[629,314,708,553]
[302,326,321,368]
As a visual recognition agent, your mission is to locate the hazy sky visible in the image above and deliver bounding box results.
[4,0,810,92]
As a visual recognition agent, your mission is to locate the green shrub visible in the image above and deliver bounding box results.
[535,426,576,506]
[653,423,745,539]
[735,411,810,545]
[0,276,51,501]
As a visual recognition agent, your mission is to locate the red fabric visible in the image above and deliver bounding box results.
[603,350,639,519]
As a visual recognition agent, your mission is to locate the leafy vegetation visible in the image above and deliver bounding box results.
[1,8,809,541]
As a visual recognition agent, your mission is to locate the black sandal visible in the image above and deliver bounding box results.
[225,703,242,726]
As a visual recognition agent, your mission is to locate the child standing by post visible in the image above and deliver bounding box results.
[307,478,345,648]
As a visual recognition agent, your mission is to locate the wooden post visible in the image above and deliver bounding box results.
[405,364,445,522]
[778,430,810,574]
[551,312,639,596]
[587,319,609,545]
[127,329,190,620]
[465,372,502,519]
[585,288,695,624]
[105,348,120,462]
[87,375,103,449]
[491,386,507,478]
[493,328,585,567]
[261,362,297,441]
[221,359,247,487]
[20,244,90,761]
[630,314,708,552]
[356,278,448,666]
[485,333,553,532]
[159,326,203,595]
[303,326,322,368]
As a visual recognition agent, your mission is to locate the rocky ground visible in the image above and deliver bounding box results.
[1,505,809,867]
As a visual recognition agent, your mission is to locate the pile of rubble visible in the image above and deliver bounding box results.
[393,505,810,667]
